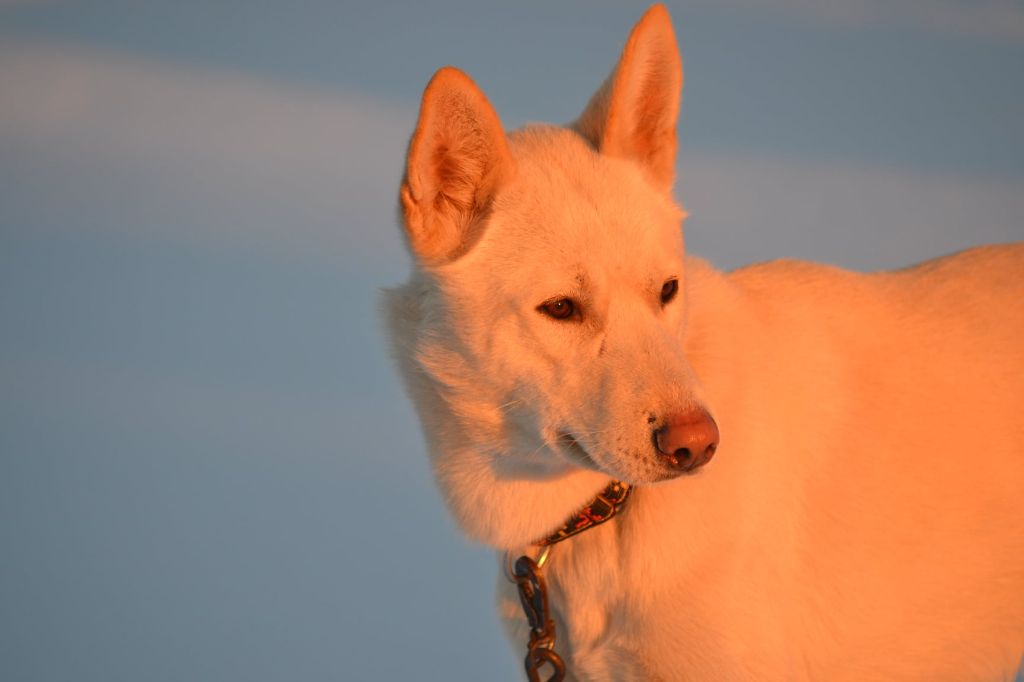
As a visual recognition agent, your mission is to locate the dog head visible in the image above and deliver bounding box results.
[386,6,718,541]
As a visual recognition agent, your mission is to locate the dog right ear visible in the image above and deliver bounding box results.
[399,67,514,265]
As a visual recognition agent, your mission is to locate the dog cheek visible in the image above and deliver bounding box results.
[498,319,582,407]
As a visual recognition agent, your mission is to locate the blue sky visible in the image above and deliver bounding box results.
[1,2,1022,680]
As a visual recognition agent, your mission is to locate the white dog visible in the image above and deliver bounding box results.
[383,5,1024,680]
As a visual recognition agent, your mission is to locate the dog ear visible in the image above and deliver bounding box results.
[574,4,682,193]
[399,67,514,265]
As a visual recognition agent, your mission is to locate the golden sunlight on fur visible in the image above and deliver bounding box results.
[384,4,1024,680]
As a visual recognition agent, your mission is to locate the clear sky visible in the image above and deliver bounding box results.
[1,2,1022,680]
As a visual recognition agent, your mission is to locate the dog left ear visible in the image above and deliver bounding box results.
[574,4,682,194]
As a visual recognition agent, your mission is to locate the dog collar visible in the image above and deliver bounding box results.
[537,480,632,546]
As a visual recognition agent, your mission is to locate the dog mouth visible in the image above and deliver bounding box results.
[557,430,705,484]
[557,432,601,470]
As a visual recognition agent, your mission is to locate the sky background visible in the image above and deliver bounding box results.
[1,2,1022,680]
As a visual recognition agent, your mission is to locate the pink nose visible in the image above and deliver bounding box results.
[654,409,719,473]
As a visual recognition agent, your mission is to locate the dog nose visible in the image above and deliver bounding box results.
[654,409,719,472]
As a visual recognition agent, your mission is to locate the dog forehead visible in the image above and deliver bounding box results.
[483,126,684,271]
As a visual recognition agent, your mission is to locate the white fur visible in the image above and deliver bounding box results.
[383,5,1024,680]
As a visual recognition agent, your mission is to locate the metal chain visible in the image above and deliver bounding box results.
[503,482,631,680]
[511,555,566,682]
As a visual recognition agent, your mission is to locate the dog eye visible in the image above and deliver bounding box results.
[660,278,679,305]
[538,298,577,320]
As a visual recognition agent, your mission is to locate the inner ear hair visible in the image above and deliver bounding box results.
[400,67,515,265]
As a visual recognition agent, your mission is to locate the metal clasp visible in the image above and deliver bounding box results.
[510,553,565,682]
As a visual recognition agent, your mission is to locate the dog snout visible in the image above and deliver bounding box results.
[653,409,719,473]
